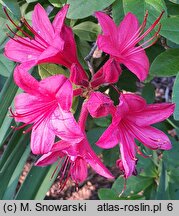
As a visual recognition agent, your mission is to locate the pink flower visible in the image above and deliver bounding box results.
[87,91,114,118]
[11,67,83,154]
[4,4,88,86]
[96,93,175,178]
[36,136,114,188]
[95,11,163,81]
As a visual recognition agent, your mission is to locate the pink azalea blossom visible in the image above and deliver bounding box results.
[4,4,88,86]
[36,136,114,188]
[96,93,175,178]
[95,11,163,81]
[87,91,114,118]
[11,67,83,154]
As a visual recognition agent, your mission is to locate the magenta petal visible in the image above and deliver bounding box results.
[32,3,54,44]
[91,59,122,87]
[14,93,45,123]
[85,141,114,179]
[122,49,149,81]
[127,103,175,126]
[4,37,42,63]
[52,4,69,33]
[14,65,39,95]
[87,91,114,118]
[129,124,172,150]
[117,12,139,47]
[71,158,88,183]
[39,75,73,111]
[118,127,136,178]
[96,124,119,148]
[51,107,84,143]
[35,152,59,166]
[31,119,55,154]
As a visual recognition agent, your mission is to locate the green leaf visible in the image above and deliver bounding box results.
[0,52,15,77]
[73,21,101,42]
[112,0,125,25]
[156,161,170,199]
[150,48,179,77]
[160,17,179,44]
[67,0,116,19]
[142,83,155,103]
[169,0,179,4]
[112,176,153,197]
[166,1,179,16]
[0,0,21,18]
[102,146,119,167]
[122,0,167,24]
[172,72,179,120]
[48,0,64,7]
[87,128,105,154]
[98,188,121,200]
[38,63,69,79]
[94,116,111,128]
[15,162,62,200]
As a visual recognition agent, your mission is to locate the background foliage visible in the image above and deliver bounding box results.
[0,0,179,200]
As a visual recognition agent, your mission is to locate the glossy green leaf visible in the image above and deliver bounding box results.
[67,0,116,19]
[73,21,100,42]
[0,0,21,18]
[98,188,121,200]
[142,83,155,103]
[94,116,111,128]
[112,176,153,197]
[122,0,167,24]
[15,161,62,200]
[150,48,179,77]
[169,0,179,4]
[156,161,170,199]
[112,0,125,25]
[38,63,69,79]
[102,146,119,167]
[48,0,64,7]
[172,72,179,120]
[166,1,179,16]
[0,52,15,77]
[160,17,179,44]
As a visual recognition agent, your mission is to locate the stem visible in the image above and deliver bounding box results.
[84,42,97,77]
[166,118,178,129]
[78,102,89,132]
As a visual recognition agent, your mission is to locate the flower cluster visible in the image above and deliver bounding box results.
[5,4,175,188]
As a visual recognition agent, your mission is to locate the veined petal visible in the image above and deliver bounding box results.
[4,37,42,63]
[87,91,114,118]
[39,75,73,111]
[52,4,69,34]
[117,12,139,47]
[127,103,175,126]
[35,151,60,166]
[51,107,84,143]
[96,124,119,148]
[118,126,136,178]
[14,93,46,123]
[14,65,39,95]
[32,3,54,44]
[121,49,149,81]
[129,123,172,150]
[95,11,118,42]
[31,118,55,154]
[85,140,114,179]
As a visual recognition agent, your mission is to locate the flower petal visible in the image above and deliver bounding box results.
[31,118,55,154]
[87,91,114,118]
[118,126,136,178]
[32,3,54,44]
[96,124,119,148]
[129,124,172,150]
[121,49,149,81]
[127,103,175,126]
[52,4,69,34]
[14,65,39,95]
[4,37,42,63]
[39,75,73,111]
[85,140,114,179]
[117,12,139,47]
[91,58,122,87]
[51,107,84,143]
[35,152,59,166]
